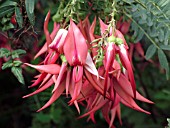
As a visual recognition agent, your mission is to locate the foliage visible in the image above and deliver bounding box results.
[0,48,26,84]
[120,0,170,78]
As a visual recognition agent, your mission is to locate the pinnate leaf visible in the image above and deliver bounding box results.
[158,49,169,79]
[145,44,157,60]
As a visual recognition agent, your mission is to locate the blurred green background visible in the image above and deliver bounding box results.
[0,0,170,128]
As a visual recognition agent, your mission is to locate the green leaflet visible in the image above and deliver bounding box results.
[0,48,10,58]
[145,44,157,60]
[0,7,14,18]
[158,49,169,79]
[0,1,17,8]
[25,0,35,25]
[13,60,23,67]
[2,60,13,70]
[160,45,170,51]
[15,6,23,28]
[11,49,26,59]
[0,0,17,18]
[11,66,25,85]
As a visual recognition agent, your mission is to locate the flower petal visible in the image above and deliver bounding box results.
[52,62,67,92]
[49,29,68,53]
[34,22,60,59]
[37,80,65,112]
[29,72,47,88]
[115,30,128,49]
[118,44,136,97]
[104,43,115,97]
[72,66,83,83]
[44,11,52,49]
[25,63,61,74]
[90,17,98,58]
[99,18,108,35]
[63,19,88,66]
[23,78,54,98]
[66,68,71,97]
[113,79,150,114]
[85,52,99,78]
[117,74,154,104]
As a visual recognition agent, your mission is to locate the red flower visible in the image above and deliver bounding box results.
[23,15,154,127]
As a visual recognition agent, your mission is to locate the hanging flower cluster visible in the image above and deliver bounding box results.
[23,12,153,127]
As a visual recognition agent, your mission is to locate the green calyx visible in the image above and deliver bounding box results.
[108,36,116,43]
[115,38,123,45]
[107,36,123,45]
[60,54,67,63]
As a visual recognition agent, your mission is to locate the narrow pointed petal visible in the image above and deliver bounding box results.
[128,43,135,70]
[135,42,144,57]
[91,93,101,108]
[112,93,121,108]
[29,72,47,88]
[37,81,65,112]
[113,79,150,114]
[39,73,52,87]
[69,78,82,103]
[66,68,71,97]
[104,43,115,97]
[44,11,52,49]
[118,74,154,104]
[116,104,122,125]
[74,100,80,114]
[101,102,111,125]
[24,63,61,74]
[52,62,67,92]
[118,44,136,97]
[72,66,83,83]
[44,51,53,64]
[78,16,91,45]
[87,112,96,123]
[78,96,108,119]
[116,16,123,30]
[34,43,48,59]
[44,51,60,65]
[99,18,108,35]
[120,21,131,35]
[77,82,95,101]
[23,78,54,98]
[109,83,115,101]
[115,29,128,49]
[78,20,88,41]
[84,69,110,99]
[85,52,99,78]
[48,52,60,64]
[98,66,105,77]
[121,98,150,114]
[112,60,121,80]
[68,79,81,114]
[34,23,60,59]
[82,15,91,33]
[90,17,98,58]
[89,17,96,41]
[109,107,116,128]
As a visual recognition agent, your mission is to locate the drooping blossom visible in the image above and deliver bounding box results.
[23,13,154,127]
